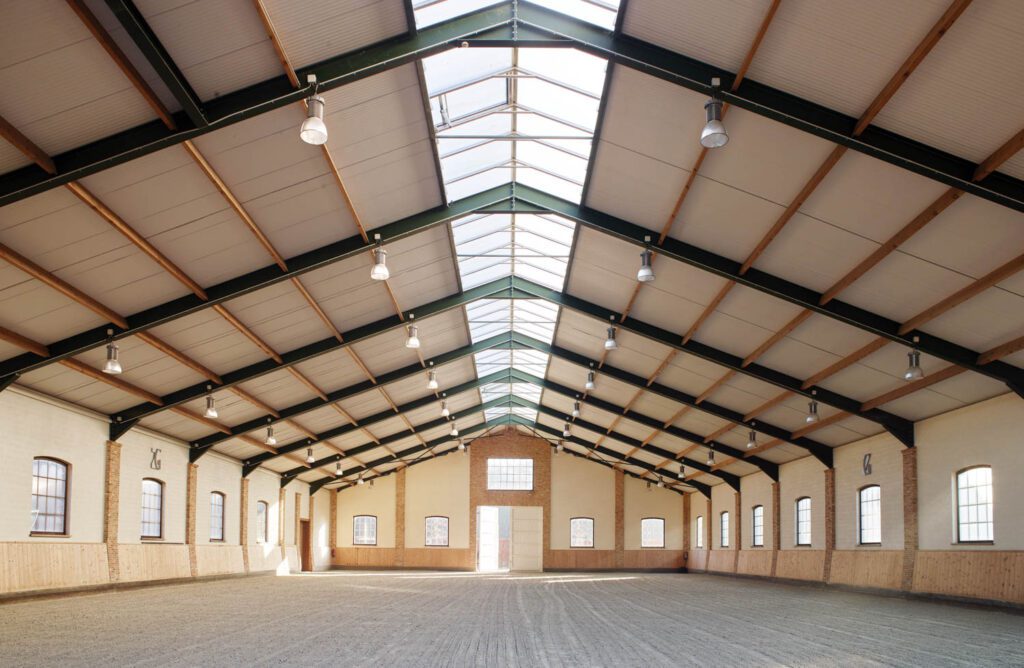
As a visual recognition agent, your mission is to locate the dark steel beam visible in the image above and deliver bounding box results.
[507,275,914,448]
[505,357,784,475]
[103,0,206,127]
[506,391,740,490]
[0,185,513,384]
[237,368,516,471]
[3,4,1020,212]
[511,331,810,471]
[193,332,514,454]
[111,277,519,439]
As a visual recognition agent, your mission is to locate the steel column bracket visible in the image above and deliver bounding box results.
[0,373,19,393]
[887,421,916,449]
[109,418,139,442]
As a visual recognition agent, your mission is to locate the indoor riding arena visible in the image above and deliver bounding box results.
[0,1,1022,666]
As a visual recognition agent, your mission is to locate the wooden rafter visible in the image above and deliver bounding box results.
[0,114,55,174]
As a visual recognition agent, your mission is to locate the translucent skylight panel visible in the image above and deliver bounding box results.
[480,382,542,403]
[446,169,510,202]
[465,299,558,344]
[518,48,608,96]
[414,0,619,31]
[474,349,511,375]
[466,300,512,341]
[423,48,512,94]
[517,168,583,203]
[511,349,550,376]
[441,142,511,182]
[452,213,574,290]
[517,142,589,182]
[517,78,600,130]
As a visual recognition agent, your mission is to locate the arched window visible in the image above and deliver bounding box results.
[210,492,225,541]
[425,516,450,546]
[31,457,69,535]
[141,479,164,539]
[720,511,730,548]
[858,485,881,545]
[569,517,594,548]
[353,515,377,545]
[956,467,993,543]
[751,505,764,547]
[640,517,665,548]
[795,497,812,546]
[256,501,269,544]
[695,515,704,549]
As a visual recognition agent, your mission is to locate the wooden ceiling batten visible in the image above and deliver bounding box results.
[0,114,56,175]
[58,358,162,405]
[0,326,49,358]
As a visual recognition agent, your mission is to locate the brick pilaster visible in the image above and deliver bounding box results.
[770,482,780,577]
[823,468,836,582]
[103,441,122,582]
[614,469,625,569]
[278,487,286,548]
[329,490,338,550]
[294,492,301,546]
[705,495,712,555]
[185,462,198,577]
[395,468,406,568]
[240,477,250,573]
[733,491,741,573]
[901,447,918,591]
[682,492,691,554]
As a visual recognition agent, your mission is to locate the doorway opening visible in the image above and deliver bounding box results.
[477,506,511,572]
[299,519,311,572]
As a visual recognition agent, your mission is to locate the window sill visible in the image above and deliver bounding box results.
[29,532,69,538]
[857,542,882,547]
[424,544,451,548]
[569,546,595,549]
[141,537,164,542]
[955,541,995,546]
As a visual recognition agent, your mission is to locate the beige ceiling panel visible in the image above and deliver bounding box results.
[222,280,334,353]
[668,176,785,264]
[0,0,159,158]
[340,142,442,229]
[265,0,408,69]
[755,338,845,387]
[147,308,271,375]
[235,367,321,409]
[629,392,682,425]
[289,349,373,397]
[585,141,688,230]
[628,263,726,337]
[137,412,212,444]
[385,226,460,310]
[337,386,394,422]
[137,0,282,101]
[872,1,1024,165]
[17,364,137,415]
[566,232,645,314]
[0,143,31,175]
[623,0,775,73]
[784,314,880,359]
[300,255,397,334]
[921,288,1024,355]
[747,0,950,118]
[696,107,838,207]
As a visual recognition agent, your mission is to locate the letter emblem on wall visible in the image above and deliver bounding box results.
[862,453,872,476]
[150,448,162,470]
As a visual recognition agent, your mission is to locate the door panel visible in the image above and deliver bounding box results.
[510,506,543,572]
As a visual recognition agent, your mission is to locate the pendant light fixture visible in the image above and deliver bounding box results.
[657,478,664,489]
[637,235,655,283]
[450,421,459,438]
[405,314,420,349]
[572,399,581,418]
[678,465,685,479]
[707,446,715,467]
[440,396,450,418]
[335,461,343,476]
[299,74,328,145]
[604,316,618,350]
[556,440,564,453]
[357,475,365,486]
[904,336,924,381]
[563,421,571,438]
[305,448,315,465]
[584,368,596,391]
[746,427,757,450]
[427,366,438,390]
[102,329,122,375]
[457,439,466,452]
[203,386,218,419]
[700,77,728,149]
[264,420,277,446]
[805,396,820,424]
[370,233,389,281]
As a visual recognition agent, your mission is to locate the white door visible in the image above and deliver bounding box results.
[477,506,501,571]
[510,506,543,572]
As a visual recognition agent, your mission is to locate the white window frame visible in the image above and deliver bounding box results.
[640,517,665,548]
[141,478,164,540]
[720,511,730,548]
[695,515,704,549]
[751,505,764,547]
[256,500,269,544]
[486,458,534,490]
[353,515,377,546]
[425,516,449,547]
[795,497,812,546]
[955,466,994,544]
[210,491,225,542]
[858,486,882,545]
[570,517,594,548]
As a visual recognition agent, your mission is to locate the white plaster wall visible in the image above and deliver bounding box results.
[623,476,683,550]
[118,429,189,544]
[778,455,826,549]
[196,455,242,545]
[405,454,470,549]
[917,393,1024,550]
[248,469,281,546]
[740,472,774,550]
[0,389,107,543]
[711,483,736,549]
[834,432,904,549]
[337,474,396,548]
[550,454,615,550]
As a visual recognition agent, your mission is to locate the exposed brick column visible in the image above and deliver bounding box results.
[733,491,741,573]
[614,469,625,569]
[329,490,338,551]
[705,495,712,556]
[682,492,691,554]
[901,447,918,591]
[823,468,836,583]
[278,487,286,562]
[240,478,250,573]
[294,492,301,546]
[770,482,780,577]
[103,441,122,583]
[395,468,407,567]
[185,462,198,577]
